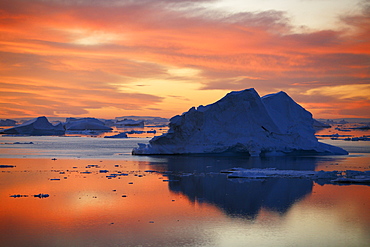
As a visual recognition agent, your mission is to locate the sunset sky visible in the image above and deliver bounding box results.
[1,0,369,119]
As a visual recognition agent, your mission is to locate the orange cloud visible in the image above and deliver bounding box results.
[0,0,369,119]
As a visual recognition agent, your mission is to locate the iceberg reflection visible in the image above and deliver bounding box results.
[146,155,346,218]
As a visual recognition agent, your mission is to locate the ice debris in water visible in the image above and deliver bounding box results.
[132,88,348,156]
[10,194,28,198]
[225,168,370,183]
[0,165,15,168]
[34,194,50,198]
[104,132,128,138]
[10,194,50,198]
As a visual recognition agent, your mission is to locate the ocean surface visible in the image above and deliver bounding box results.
[0,131,369,247]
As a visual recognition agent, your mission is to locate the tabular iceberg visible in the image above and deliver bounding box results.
[132,88,348,156]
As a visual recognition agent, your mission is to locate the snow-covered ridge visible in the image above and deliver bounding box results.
[133,88,348,156]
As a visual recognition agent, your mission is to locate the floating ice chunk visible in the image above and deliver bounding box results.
[226,168,370,183]
[10,194,28,198]
[332,177,370,184]
[33,194,50,198]
[331,170,370,183]
[0,165,15,168]
[126,130,145,134]
[226,168,319,179]
[104,132,128,138]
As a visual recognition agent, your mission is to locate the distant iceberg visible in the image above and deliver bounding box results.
[0,119,17,126]
[0,116,65,136]
[115,119,144,127]
[64,118,112,131]
[104,132,128,138]
[313,119,331,129]
[132,88,348,156]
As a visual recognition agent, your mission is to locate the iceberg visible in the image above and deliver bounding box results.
[64,118,112,131]
[0,116,65,135]
[104,132,128,138]
[0,119,17,126]
[132,88,348,156]
[313,119,331,129]
[115,119,144,127]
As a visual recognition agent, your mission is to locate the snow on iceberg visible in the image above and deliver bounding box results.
[0,116,65,135]
[132,88,348,156]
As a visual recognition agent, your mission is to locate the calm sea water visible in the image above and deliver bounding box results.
[0,133,369,247]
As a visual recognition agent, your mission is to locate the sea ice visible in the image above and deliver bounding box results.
[132,88,348,156]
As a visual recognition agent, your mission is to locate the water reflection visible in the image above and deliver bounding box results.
[146,155,349,218]
[170,176,312,218]
[1,156,369,246]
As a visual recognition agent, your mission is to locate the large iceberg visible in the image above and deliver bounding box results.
[0,116,65,135]
[132,88,348,156]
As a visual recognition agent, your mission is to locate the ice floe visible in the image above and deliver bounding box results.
[104,132,128,138]
[223,168,370,184]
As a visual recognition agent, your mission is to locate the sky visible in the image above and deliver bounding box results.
[0,0,369,119]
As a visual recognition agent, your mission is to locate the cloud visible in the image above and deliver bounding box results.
[303,84,370,100]
[0,0,369,118]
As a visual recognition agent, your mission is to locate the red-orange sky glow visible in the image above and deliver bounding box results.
[1,0,369,119]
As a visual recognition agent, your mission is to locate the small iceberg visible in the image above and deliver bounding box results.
[0,165,15,168]
[33,194,50,198]
[104,132,128,138]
